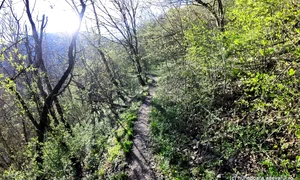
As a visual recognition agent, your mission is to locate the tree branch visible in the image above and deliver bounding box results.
[0,0,5,10]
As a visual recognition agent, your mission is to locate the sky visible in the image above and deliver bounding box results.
[6,0,80,33]
[30,0,80,33]
[39,0,80,33]
[2,0,171,34]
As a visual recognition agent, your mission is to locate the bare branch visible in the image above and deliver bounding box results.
[0,0,5,10]
[193,0,225,30]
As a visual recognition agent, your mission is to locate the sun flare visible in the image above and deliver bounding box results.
[35,0,81,34]
[46,12,80,34]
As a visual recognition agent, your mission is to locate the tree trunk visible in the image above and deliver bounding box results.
[136,56,146,86]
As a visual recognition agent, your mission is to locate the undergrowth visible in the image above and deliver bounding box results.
[99,87,149,179]
[149,73,299,180]
[97,103,139,180]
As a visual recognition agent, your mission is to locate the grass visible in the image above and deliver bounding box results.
[96,102,139,179]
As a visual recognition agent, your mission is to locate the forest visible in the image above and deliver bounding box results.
[0,0,299,179]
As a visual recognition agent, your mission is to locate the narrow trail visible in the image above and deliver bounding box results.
[127,79,158,180]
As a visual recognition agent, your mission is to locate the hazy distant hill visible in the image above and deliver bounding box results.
[0,31,114,79]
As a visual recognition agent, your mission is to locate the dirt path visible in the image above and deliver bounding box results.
[127,79,158,180]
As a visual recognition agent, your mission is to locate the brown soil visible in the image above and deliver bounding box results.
[127,80,158,180]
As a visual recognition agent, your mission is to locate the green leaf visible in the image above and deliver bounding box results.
[296,128,300,139]
[288,68,295,76]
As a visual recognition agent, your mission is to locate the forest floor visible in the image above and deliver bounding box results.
[126,78,159,180]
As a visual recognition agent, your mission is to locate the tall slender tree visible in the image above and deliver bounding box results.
[91,0,146,86]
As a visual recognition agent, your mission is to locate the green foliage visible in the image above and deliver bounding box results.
[225,0,300,66]
[148,0,299,179]
[150,104,189,179]
[139,6,205,69]
[150,97,221,179]
[1,0,300,179]
[94,104,138,179]
[3,106,139,179]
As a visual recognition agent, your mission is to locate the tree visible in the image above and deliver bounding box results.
[0,0,5,10]
[194,0,225,31]
[0,0,87,178]
[90,0,146,86]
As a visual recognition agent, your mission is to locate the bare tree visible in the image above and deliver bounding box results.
[86,0,129,104]
[0,0,87,178]
[25,0,86,178]
[91,0,146,86]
